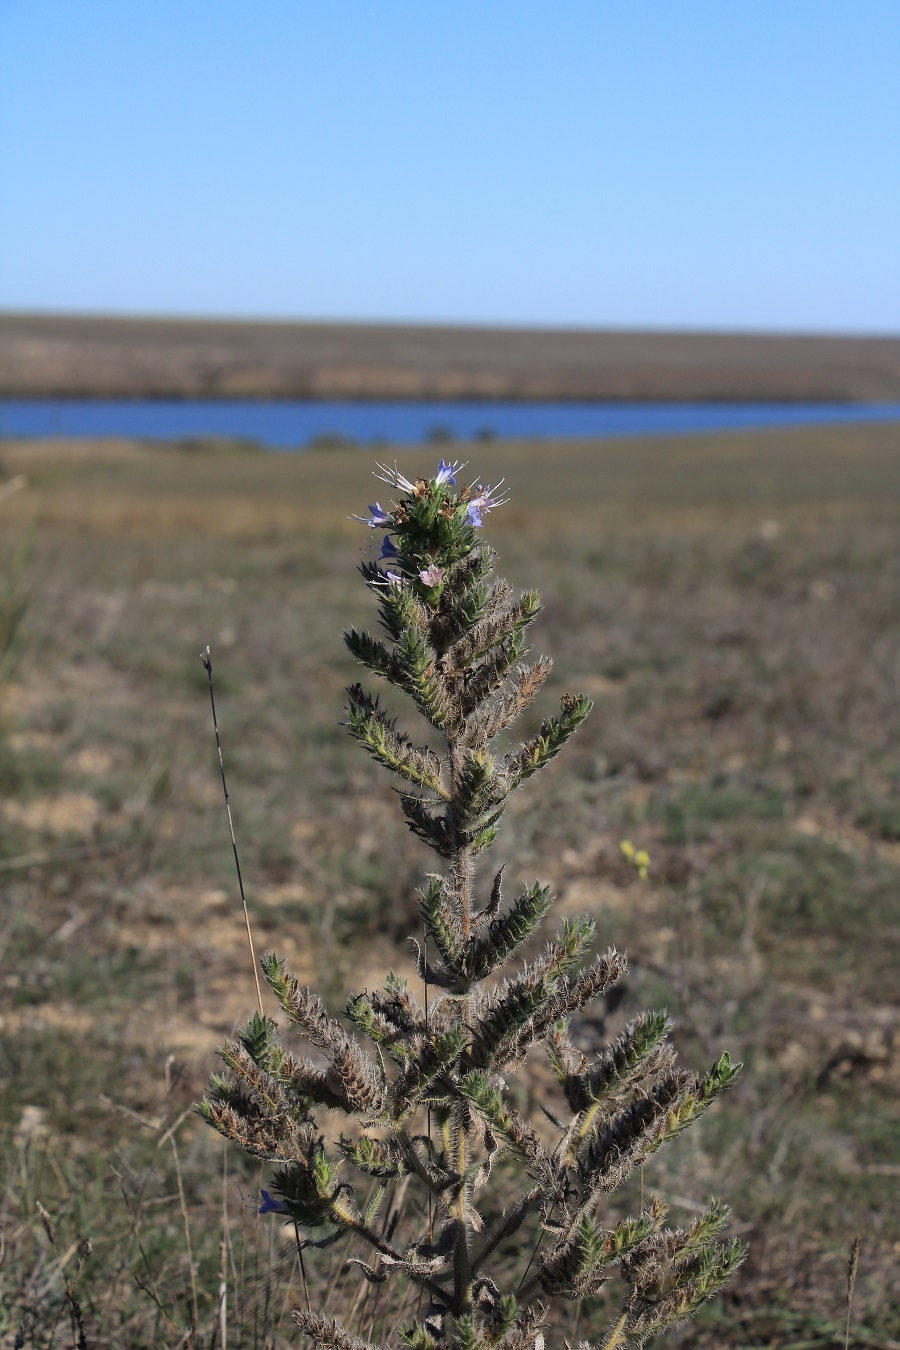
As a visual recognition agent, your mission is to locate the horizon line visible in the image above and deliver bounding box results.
[3,307,899,342]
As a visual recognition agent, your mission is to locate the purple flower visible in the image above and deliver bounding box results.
[419,564,445,587]
[258,1189,289,1215]
[435,458,464,487]
[466,503,483,528]
[468,480,509,515]
[379,536,399,559]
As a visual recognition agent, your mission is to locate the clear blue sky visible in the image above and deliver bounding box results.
[1,1,898,332]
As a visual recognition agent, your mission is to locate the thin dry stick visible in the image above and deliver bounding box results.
[516,1202,553,1295]
[202,646,264,1017]
[218,1145,228,1350]
[293,1223,312,1314]
[205,646,313,1318]
[845,1235,862,1350]
[170,1135,200,1339]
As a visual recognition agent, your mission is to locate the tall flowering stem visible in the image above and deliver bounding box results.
[200,463,744,1350]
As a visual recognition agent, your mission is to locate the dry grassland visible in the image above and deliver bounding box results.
[1,423,899,1347]
[3,312,900,401]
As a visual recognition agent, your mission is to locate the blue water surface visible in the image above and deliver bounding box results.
[1,399,899,447]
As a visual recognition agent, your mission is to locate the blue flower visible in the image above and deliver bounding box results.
[435,458,461,487]
[466,503,483,528]
[379,536,399,559]
[258,1189,290,1215]
[353,502,392,528]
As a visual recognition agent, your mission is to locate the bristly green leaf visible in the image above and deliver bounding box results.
[644,1053,742,1154]
[556,914,597,970]
[457,632,529,718]
[401,791,453,856]
[539,1213,608,1296]
[419,874,463,967]
[453,748,503,828]
[239,1011,281,1069]
[461,808,505,856]
[700,1051,742,1104]
[504,692,593,789]
[465,882,553,981]
[450,1315,488,1350]
[392,1026,469,1111]
[604,1200,668,1262]
[442,588,542,676]
[371,573,429,641]
[430,546,497,651]
[492,1295,519,1339]
[468,976,549,1069]
[678,1200,731,1255]
[398,1322,437,1350]
[340,1134,410,1180]
[564,1009,673,1112]
[260,950,291,1003]
[343,626,396,680]
[269,1147,341,1228]
[458,1071,552,1177]
[622,1236,747,1342]
[345,684,448,796]
[394,624,450,728]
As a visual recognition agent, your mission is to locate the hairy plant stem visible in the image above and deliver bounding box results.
[447,731,476,1316]
[453,1101,473,1315]
[600,1309,631,1350]
[448,741,474,941]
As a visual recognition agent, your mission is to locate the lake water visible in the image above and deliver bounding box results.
[2,398,899,448]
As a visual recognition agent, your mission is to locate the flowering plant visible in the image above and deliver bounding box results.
[200,460,743,1349]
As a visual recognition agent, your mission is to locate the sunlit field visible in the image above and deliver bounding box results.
[1,424,898,1348]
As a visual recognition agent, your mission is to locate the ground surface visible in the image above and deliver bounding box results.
[1,425,898,1348]
[3,313,900,401]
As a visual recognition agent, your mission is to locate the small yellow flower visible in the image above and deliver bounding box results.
[620,839,650,880]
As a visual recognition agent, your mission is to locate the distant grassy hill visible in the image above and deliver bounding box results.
[2,311,900,401]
